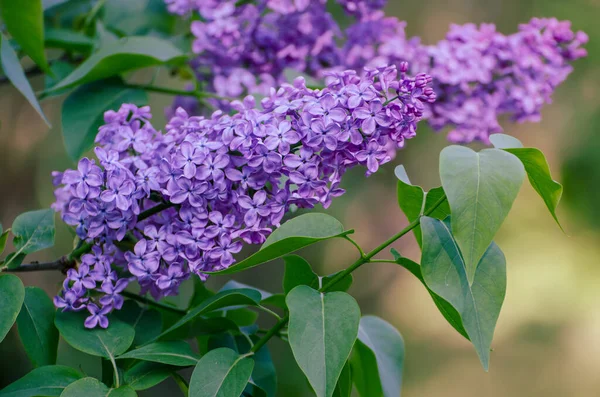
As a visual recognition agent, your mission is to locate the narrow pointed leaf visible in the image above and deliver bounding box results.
[48,36,186,92]
[154,289,262,341]
[0,0,49,72]
[62,78,148,161]
[440,146,524,283]
[55,311,135,358]
[5,209,55,269]
[16,287,59,367]
[0,274,25,343]
[420,217,506,370]
[61,377,136,397]
[189,348,254,397]
[0,228,10,255]
[0,35,50,126]
[354,316,404,397]
[332,361,352,397]
[283,255,318,294]
[287,286,361,397]
[0,365,84,397]
[210,213,351,275]
[44,28,96,52]
[117,341,200,366]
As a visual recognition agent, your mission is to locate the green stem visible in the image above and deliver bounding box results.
[343,235,366,258]
[257,305,282,321]
[109,354,120,388]
[171,372,189,396]
[383,95,400,106]
[121,291,186,315]
[250,193,448,352]
[82,0,107,30]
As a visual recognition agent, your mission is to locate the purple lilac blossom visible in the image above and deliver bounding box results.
[52,65,434,327]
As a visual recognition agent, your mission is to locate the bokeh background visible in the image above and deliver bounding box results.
[1,0,599,395]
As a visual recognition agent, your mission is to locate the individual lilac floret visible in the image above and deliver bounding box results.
[52,65,434,327]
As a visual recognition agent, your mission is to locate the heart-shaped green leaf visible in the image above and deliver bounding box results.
[209,213,352,275]
[283,255,319,294]
[287,286,360,397]
[0,365,83,397]
[440,146,524,283]
[5,209,55,269]
[189,348,254,397]
[0,35,50,126]
[0,0,49,72]
[117,341,200,366]
[61,377,136,397]
[420,217,506,370]
[62,78,148,161]
[16,287,59,367]
[352,316,404,397]
[0,274,25,343]
[55,311,135,358]
[48,36,186,92]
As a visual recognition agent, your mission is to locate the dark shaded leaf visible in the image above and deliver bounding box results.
[0,365,83,397]
[0,274,25,343]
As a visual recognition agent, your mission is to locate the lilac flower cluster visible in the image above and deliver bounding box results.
[52,65,435,327]
[166,0,587,144]
[343,14,588,142]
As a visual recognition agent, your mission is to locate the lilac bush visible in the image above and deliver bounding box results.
[52,65,435,328]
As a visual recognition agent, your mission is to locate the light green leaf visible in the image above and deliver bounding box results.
[16,287,59,367]
[116,300,162,347]
[0,228,10,255]
[220,280,272,300]
[48,36,186,92]
[0,274,25,343]
[6,209,55,269]
[0,35,50,126]
[283,255,319,294]
[490,135,563,229]
[332,361,352,397]
[391,250,468,340]
[123,361,172,391]
[0,0,49,72]
[211,214,351,275]
[440,146,524,284]
[55,311,135,358]
[61,78,148,161]
[45,28,96,53]
[61,377,136,397]
[287,286,360,397]
[189,348,254,397]
[0,365,84,397]
[117,341,200,366]
[420,217,506,370]
[153,289,262,342]
[353,316,404,397]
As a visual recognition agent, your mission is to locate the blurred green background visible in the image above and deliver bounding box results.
[1,0,599,395]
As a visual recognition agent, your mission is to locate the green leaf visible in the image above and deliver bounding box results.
[45,28,96,52]
[0,365,84,397]
[104,0,176,36]
[117,341,200,366]
[55,310,135,358]
[189,277,215,308]
[5,209,55,269]
[394,165,450,247]
[61,78,148,161]
[251,343,277,397]
[44,60,75,96]
[123,361,172,391]
[220,280,272,300]
[0,0,49,72]
[391,250,468,340]
[354,316,404,397]
[48,36,186,92]
[439,146,524,283]
[287,286,361,397]
[2,253,25,268]
[153,289,262,342]
[189,348,254,397]
[283,255,318,294]
[0,35,50,126]
[489,133,524,149]
[0,228,10,255]
[420,217,506,370]
[490,134,563,230]
[322,271,353,293]
[16,287,59,367]
[332,361,352,397]
[210,213,352,275]
[0,274,25,343]
[116,300,162,346]
[61,377,136,397]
